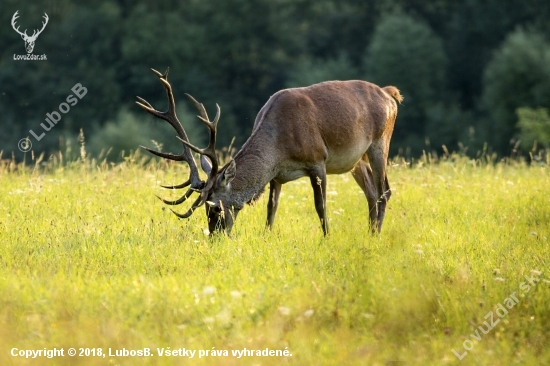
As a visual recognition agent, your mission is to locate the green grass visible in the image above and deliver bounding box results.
[0,153,549,365]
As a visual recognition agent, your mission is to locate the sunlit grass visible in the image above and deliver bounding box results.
[0,154,549,365]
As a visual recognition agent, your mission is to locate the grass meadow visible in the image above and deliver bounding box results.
[0,150,549,365]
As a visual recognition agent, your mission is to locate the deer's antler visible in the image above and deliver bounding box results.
[136,68,204,208]
[137,68,221,219]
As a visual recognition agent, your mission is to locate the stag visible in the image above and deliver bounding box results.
[137,68,402,236]
[11,11,49,54]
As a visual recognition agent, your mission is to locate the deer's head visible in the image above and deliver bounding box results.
[201,159,240,234]
[12,11,49,54]
[136,68,239,235]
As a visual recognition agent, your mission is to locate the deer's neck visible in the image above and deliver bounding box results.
[230,129,278,204]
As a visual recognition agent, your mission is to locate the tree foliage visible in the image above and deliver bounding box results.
[1,0,550,159]
[285,53,358,88]
[364,12,447,151]
[482,29,550,152]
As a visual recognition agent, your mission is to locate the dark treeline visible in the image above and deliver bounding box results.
[1,0,550,160]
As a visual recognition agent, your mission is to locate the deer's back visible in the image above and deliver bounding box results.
[254,80,397,174]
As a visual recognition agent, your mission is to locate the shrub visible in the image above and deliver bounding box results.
[516,107,550,149]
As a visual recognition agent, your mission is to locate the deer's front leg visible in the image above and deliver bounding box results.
[309,167,329,236]
[266,180,282,229]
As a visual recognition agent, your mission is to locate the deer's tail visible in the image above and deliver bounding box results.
[382,86,403,104]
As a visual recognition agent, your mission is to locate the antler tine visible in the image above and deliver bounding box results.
[160,178,191,189]
[170,194,205,219]
[212,103,221,125]
[194,103,221,128]
[136,96,153,109]
[155,186,196,205]
[151,67,167,79]
[184,93,210,122]
[139,145,186,161]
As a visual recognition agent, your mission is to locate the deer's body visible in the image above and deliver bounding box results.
[137,70,402,236]
[242,80,397,180]
[213,80,401,234]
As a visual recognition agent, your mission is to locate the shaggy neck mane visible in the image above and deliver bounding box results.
[229,127,277,205]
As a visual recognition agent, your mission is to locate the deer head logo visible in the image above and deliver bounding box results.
[11,10,49,54]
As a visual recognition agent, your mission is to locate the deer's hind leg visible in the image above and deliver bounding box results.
[266,180,282,229]
[366,139,392,233]
[351,155,379,232]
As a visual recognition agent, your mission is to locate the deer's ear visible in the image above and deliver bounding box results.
[200,155,212,175]
[221,160,236,186]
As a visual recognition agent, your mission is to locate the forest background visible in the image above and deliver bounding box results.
[1,0,550,161]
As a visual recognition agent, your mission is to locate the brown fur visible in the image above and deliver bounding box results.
[207,80,402,235]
